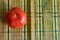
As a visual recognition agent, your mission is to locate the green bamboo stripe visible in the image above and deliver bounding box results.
[24,0,26,40]
[34,0,37,40]
[24,0,27,12]
[27,0,31,40]
[8,0,9,40]
[54,0,57,40]
[42,0,44,40]
[38,0,41,40]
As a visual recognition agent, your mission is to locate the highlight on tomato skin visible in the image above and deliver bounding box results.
[5,7,27,29]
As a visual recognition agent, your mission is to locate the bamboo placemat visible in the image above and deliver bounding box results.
[0,0,60,40]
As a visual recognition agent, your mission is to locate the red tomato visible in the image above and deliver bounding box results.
[5,7,27,29]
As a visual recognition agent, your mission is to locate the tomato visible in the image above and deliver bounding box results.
[5,7,27,29]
